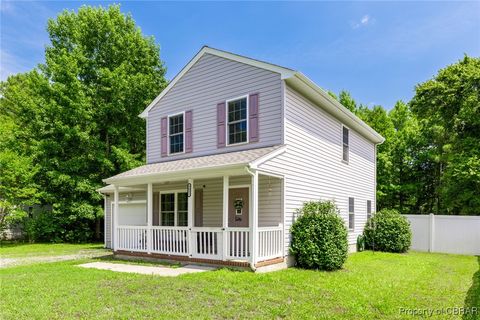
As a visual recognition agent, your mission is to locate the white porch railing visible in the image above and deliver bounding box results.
[117,226,148,252]
[191,227,223,260]
[226,228,250,260]
[151,226,189,256]
[257,225,283,261]
[115,225,283,263]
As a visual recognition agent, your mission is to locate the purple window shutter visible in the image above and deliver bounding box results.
[217,102,226,148]
[249,93,259,142]
[161,116,168,157]
[185,110,193,153]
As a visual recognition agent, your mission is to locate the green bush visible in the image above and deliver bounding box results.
[290,201,348,271]
[363,209,412,253]
[23,211,95,243]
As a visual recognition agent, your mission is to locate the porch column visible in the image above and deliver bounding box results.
[147,183,153,254]
[113,185,119,252]
[250,171,259,267]
[187,178,194,256]
[222,176,229,261]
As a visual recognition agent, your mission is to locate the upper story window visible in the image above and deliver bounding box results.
[227,96,248,145]
[169,113,184,154]
[342,126,349,163]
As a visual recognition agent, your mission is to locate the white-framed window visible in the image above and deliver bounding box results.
[367,200,372,220]
[348,197,355,231]
[160,191,188,226]
[226,96,248,145]
[168,112,185,154]
[342,126,349,163]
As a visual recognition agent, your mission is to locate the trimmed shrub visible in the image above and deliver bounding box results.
[290,201,348,271]
[363,209,412,253]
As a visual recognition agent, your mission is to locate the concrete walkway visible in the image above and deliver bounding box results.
[78,262,216,276]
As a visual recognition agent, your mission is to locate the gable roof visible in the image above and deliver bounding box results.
[140,46,384,144]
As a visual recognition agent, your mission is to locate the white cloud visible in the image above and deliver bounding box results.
[352,14,374,29]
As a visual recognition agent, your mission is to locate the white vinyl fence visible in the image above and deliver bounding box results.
[404,214,480,255]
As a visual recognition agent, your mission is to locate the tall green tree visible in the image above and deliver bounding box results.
[339,90,357,113]
[410,56,480,215]
[0,5,167,241]
[0,115,39,234]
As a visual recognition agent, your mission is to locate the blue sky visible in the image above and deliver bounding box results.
[1,1,479,109]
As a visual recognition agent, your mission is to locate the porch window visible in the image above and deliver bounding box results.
[177,192,188,226]
[169,113,184,154]
[227,97,247,145]
[161,193,175,226]
[160,191,188,226]
[342,126,349,163]
[348,197,355,231]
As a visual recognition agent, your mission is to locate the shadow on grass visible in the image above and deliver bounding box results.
[91,254,183,268]
[463,256,480,320]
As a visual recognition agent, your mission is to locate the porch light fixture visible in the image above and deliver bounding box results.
[187,183,192,197]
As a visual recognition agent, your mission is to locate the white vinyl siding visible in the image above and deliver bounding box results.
[259,83,376,251]
[147,53,282,163]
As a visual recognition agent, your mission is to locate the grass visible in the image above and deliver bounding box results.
[0,246,478,319]
[0,242,106,258]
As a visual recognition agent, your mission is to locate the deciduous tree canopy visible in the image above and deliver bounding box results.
[334,56,480,215]
[0,5,167,241]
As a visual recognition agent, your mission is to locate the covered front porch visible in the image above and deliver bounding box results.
[102,167,285,268]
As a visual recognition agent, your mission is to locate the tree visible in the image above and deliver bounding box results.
[0,5,167,241]
[410,56,480,215]
[339,90,357,113]
[0,116,39,234]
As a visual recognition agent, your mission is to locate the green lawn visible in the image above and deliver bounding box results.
[0,242,106,258]
[0,246,478,319]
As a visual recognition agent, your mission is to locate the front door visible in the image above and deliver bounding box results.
[228,188,249,227]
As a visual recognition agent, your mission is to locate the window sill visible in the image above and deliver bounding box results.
[168,151,186,156]
[342,160,349,165]
[226,141,249,147]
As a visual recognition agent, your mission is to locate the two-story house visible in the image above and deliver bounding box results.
[98,46,384,270]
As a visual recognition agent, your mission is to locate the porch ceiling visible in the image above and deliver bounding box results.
[102,145,286,187]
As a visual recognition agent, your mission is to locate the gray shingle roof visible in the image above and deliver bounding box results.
[104,145,284,182]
